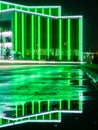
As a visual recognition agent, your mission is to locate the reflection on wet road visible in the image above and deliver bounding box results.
[0,65,97,129]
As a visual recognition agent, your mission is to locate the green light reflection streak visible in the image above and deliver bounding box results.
[79,18,83,62]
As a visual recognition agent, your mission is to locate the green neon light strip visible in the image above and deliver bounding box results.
[59,100,62,110]
[14,12,18,52]
[47,18,50,59]
[59,19,62,60]
[7,4,10,9]
[0,118,2,125]
[16,104,18,117]
[58,6,61,16]
[47,9,51,59]
[35,8,37,13]
[38,16,41,60]
[78,70,83,110]
[0,8,82,19]
[31,15,34,59]
[68,100,70,110]
[47,100,51,120]
[22,103,25,116]
[0,3,1,10]
[38,101,41,112]
[42,8,44,14]
[79,18,83,62]
[21,13,25,58]
[1,110,82,122]
[68,19,71,60]
[79,92,83,110]
[32,101,34,114]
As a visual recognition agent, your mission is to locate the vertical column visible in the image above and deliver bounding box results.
[14,11,18,52]
[21,13,25,58]
[7,4,10,9]
[58,100,62,120]
[47,18,50,59]
[0,3,2,10]
[15,104,18,118]
[38,16,41,60]
[38,101,41,113]
[59,19,62,60]
[58,6,61,16]
[68,100,70,110]
[32,101,34,114]
[22,103,25,116]
[79,17,83,62]
[79,69,83,111]
[48,100,51,120]
[0,118,2,126]
[79,92,83,111]
[67,19,71,61]
[42,8,44,14]
[47,9,51,59]
[31,15,34,59]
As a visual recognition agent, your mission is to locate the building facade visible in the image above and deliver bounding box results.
[0,1,83,62]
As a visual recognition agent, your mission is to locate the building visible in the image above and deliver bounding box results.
[0,1,83,62]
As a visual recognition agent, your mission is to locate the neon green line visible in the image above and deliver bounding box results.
[47,18,50,59]
[32,101,34,114]
[42,8,44,14]
[58,6,61,16]
[48,100,51,119]
[31,15,34,59]
[49,8,51,15]
[79,92,83,110]
[22,13,25,58]
[38,16,41,60]
[59,19,62,60]
[0,118,2,125]
[68,100,70,110]
[47,100,50,111]
[79,18,83,62]
[59,100,62,110]
[7,4,10,9]
[16,104,18,117]
[35,8,37,13]
[68,19,71,60]
[14,12,18,52]
[0,3,2,10]
[22,103,25,116]
[38,101,41,112]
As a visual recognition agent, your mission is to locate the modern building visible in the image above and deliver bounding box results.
[0,1,83,62]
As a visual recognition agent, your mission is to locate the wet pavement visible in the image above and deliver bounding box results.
[0,64,98,130]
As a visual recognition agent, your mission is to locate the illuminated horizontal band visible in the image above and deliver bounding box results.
[0,8,82,19]
[0,110,82,121]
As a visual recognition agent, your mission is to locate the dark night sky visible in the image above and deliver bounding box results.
[2,0,98,52]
